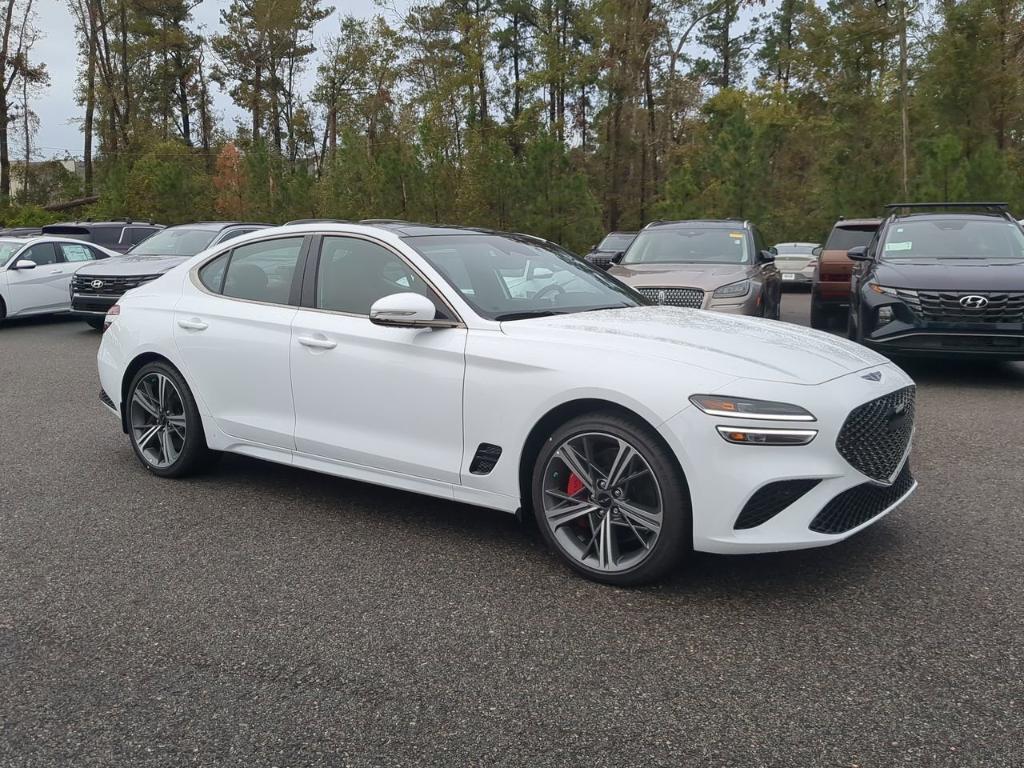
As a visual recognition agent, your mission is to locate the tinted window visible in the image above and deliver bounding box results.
[222,237,304,304]
[126,227,159,245]
[59,243,96,262]
[90,227,122,245]
[824,226,877,251]
[316,237,443,316]
[22,243,58,265]
[405,234,642,320]
[880,218,1024,260]
[199,252,230,293]
[623,227,751,265]
[774,244,817,255]
[132,227,218,256]
[597,233,635,251]
[216,228,257,244]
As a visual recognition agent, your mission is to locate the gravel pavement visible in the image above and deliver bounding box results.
[1,295,1022,767]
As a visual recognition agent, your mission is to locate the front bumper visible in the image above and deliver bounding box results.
[659,365,917,554]
[71,293,118,316]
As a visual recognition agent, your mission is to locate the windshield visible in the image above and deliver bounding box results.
[129,227,217,257]
[881,218,1024,260]
[0,240,22,266]
[825,226,877,251]
[404,234,645,320]
[622,227,750,265]
[597,233,635,252]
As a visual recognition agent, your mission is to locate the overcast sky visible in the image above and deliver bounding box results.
[29,0,402,159]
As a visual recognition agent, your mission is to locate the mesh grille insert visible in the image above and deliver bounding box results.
[636,287,704,309]
[810,463,915,534]
[735,479,821,530]
[836,386,915,482]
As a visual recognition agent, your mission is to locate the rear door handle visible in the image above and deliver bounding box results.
[297,335,337,350]
[177,318,208,331]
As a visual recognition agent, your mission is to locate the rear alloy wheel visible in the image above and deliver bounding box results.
[532,413,689,585]
[128,362,214,478]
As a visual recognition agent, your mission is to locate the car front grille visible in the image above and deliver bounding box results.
[636,287,704,308]
[810,462,915,534]
[734,479,821,529]
[908,290,1024,323]
[836,386,915,483]
[72,273,161,296]
[586,254,614,269]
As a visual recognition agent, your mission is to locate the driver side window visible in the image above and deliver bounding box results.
[315,236,447,318]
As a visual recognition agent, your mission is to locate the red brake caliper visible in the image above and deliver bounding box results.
[566,473,584,497]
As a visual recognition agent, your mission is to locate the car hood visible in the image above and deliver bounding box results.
[875,258,1024,290]
[608,263,750,290]
[500,306,888,385]
[75,254,191,277]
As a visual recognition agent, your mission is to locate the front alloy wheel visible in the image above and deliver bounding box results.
[533,413,690,585]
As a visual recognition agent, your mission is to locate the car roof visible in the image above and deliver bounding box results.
[165,221,272,232]
[885,212,1013,223]
[832,218,881,228]
[774,242,818,247]
[603,231,637,236]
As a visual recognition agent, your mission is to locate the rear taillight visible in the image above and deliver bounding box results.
[104,304,121,327]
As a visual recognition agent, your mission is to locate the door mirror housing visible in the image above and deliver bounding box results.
[847,246,870,262]
[609,251,625,265]
[12,259,37,270]
[812,245,823,257]
[370,292,447,328]
[759,249,775,263]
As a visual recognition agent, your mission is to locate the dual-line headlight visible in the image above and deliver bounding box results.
[689,395,817,446]
[712,279,750,299]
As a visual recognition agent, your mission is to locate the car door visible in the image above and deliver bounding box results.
[55,242,101,310]
[3,243,67,315]
[173,234,309,450]
[290,234,467,484]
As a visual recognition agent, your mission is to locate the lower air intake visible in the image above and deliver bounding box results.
[734,479,821,530]
[810,463,915,535]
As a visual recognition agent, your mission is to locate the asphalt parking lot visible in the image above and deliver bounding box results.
[2,293,1022,767]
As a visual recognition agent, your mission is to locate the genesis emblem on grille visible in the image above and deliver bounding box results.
[959,295,989,309]
[91,280,104,289]
[861,371,882,382]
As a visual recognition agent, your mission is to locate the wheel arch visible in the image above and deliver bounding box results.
[516,397,691,522]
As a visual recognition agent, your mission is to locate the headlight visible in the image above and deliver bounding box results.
[689,394,816,422]
[869,283,899,297]
[713,279,750,299]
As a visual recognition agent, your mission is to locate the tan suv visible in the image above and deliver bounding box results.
[607,219,782,318]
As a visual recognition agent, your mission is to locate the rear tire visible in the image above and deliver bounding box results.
[531,411,690,586]
[127,361,216,478]
[810,298,829,330]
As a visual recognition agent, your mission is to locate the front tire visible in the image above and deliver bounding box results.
[531,412,690,585]
[85,317,105,330]
[127,361,215,478]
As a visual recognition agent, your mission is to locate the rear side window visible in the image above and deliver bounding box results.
[825,226,877,251]
[199,253,230,293]
[125,227,158,245]
[90,227,122,245]
[59,243,97,262]
[221,237,304,304]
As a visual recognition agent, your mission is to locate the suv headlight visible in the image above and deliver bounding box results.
[713,279,750,299]
[689,395,816,422]
[869,283,899,297]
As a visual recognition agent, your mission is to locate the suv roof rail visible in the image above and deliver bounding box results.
[885,202,1009,212]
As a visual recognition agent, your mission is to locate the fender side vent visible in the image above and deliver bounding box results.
[735,479,821,529]
[469,443,503,475]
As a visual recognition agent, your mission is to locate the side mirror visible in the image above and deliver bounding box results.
[610,251,625,265]
[759,249,775,263]
[847,246,869,262]
[369,292,441,327]
[812,245,823,257]
[13,259,37,270]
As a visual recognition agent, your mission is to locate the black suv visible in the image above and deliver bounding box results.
[847,203,1024,359]
[71,221,271,328]
[585,231,637,269]
[42,220,164,253]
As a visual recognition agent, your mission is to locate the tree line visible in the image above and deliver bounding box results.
[2,0,1024,253]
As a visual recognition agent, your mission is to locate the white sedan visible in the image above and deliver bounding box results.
[97,222,918,585]
[0,236,117,321]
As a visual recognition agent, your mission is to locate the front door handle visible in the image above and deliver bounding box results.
[297,335,337,350]
[50,268,62,274]
[177,318,208,331]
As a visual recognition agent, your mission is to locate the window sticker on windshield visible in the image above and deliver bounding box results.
[885,241,913,252]
[729,232,743,239]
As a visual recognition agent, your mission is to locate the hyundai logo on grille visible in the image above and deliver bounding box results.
[861,371,883,382]
[90,279,104,289]
[959,295,989,309]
